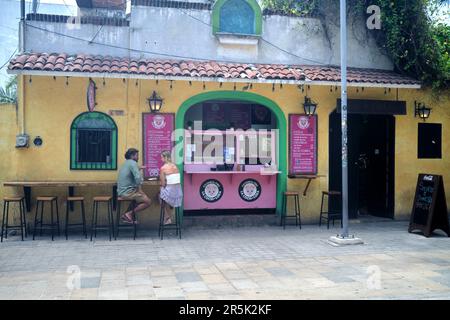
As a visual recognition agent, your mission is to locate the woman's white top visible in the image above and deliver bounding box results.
[166,173,181,185]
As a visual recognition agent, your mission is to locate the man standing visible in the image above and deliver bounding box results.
[117,148,152,223]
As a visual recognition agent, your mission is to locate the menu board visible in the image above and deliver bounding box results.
[289,114,317,175]
[409,174,449,237]
[230,104,251,130]
[142,113,174,178]
[204,103,226,128]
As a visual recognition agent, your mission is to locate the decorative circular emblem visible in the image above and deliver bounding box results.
[297,116,310,129]
[239,179,261,202]
[152,115,166,129]
[200,179,223,202]
[149,168,159,177]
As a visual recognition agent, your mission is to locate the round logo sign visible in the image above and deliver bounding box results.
[239,179,261,202]
[297,116,310,129]
[200,179,224,202]
[152,115,166,129]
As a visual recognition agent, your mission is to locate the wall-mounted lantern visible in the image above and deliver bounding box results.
[303,96,317,116]
[147,91,163,113]
[415,101,431,121]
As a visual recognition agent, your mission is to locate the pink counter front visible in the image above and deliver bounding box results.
[183,164,279,210]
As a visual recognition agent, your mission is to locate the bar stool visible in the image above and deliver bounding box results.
[281,191,301,229]
[90,196,114,241]
[115,197,137,240]
[65,196,87,240]
[319,191,342,229]
[33,196,60,241]
[159,200,181,240]
[1,196,27,242]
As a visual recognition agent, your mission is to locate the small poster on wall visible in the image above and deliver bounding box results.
[289,114,318,175]
[142,113,174,178]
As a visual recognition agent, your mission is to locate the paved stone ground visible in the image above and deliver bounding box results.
[0,219,450,300]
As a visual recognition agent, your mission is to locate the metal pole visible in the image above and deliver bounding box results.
[19,0,25,52]
[340,0,349,237]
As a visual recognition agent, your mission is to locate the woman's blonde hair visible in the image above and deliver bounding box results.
[161,150,172,161]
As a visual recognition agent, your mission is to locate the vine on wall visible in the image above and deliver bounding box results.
[260,0,449,91]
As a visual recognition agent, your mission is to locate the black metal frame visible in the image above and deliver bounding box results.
[1,198,27,242]
[281,193,301,229]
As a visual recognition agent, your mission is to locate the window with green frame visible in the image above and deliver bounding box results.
[70,112,118,170]
[212,0,262,35]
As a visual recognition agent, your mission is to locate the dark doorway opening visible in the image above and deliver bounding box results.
[329,111,395,219]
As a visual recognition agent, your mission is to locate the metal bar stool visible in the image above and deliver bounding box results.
[65,196,87,240]
[33,196,60,241]
[1,196,27,242]
[90,196,114,241]
[159,200,181,240]
[319,191,342,229]
[281,191,301,229]
[115,197,137,240]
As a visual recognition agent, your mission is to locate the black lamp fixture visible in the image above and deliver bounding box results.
[147,91,163,113]
[303,96,318,116]
[414,101,431,121]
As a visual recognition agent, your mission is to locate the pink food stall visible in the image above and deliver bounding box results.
[183,128,280,210]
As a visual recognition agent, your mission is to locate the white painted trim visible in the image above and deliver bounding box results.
[7,69,422,89]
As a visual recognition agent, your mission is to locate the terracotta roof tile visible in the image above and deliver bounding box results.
[7,52,420,86]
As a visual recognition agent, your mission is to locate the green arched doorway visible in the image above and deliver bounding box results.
[175,91,287,218]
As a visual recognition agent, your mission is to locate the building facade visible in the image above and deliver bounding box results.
[3,0,449,227]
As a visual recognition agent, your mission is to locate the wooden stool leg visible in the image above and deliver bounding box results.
[33,201,39,240]
[177,207,182,239]
[50,200,54,241]
[21,199,27,238]
[19,201,24,241]
[65,201,69,240]
[55,199,60,236]
[319,193,324,227]
[160,201,165,240]
[133,202,137,241]
[110,200,115,240]
[159,202,164,239]
[296,195,301,229]
[90,202,96,241]
[5,201,9,239]
[115,201,121,240]
[39,201,44,236]
[108,200,113,241]
[1,200,6,242]
[326,194,330,230]
[81,201,87,238]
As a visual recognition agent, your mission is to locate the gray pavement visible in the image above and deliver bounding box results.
[0,219,450,300]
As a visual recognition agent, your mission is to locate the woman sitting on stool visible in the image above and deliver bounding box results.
[159,150,183,224]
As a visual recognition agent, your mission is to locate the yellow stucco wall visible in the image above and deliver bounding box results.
[0,75,449,228]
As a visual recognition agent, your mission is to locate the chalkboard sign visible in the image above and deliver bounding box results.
[142,113,175,178]
[409,174,449,237]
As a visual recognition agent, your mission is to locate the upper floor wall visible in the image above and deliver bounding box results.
[23,0,393,70]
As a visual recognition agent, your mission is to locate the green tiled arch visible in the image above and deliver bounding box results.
[175,91,287,218]
[212,0,262,35]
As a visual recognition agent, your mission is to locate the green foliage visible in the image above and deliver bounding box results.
[0,76,17,105]
[260,0,318,16]
[259,0,449,90]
